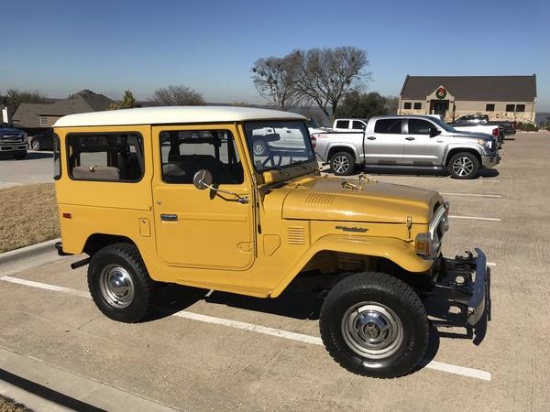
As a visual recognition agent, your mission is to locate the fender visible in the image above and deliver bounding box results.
[269,234,433,297]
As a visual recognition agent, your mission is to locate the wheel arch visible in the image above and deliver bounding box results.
[83,233,137,257]
[444,147,482,166]
[269,235,433,297]
[327,145,358,164]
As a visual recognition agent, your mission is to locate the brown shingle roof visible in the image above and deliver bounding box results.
[400,75,537,101]
[13,90,113,128]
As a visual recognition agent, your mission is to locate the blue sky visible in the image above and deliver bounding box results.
[3,0,550,111]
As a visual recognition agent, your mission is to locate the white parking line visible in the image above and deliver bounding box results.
[0,275,492,381]
[449,215,501,222]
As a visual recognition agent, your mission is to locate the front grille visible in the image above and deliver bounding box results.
[1,135,24,143]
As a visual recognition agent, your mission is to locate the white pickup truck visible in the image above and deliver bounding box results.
[312,115,501,179]
[332,118,368,132]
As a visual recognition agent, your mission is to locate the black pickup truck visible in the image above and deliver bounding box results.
[451,115,516,135]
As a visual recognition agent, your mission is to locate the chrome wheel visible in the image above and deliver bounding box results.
[253,139,267,156]
[341,302,404,360]
[31,139,41,151]
[99,264,135,309]
[331,152,354,175]
[452,156,474,177]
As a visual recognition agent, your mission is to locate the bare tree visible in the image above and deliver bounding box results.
[251,56,303,110]
[152,85,204,106]
[290,47,370,119]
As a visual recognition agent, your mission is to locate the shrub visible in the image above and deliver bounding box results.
[516,122,539,132]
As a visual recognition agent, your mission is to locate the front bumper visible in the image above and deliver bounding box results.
[481,152,501,168]
[434,248,489,326]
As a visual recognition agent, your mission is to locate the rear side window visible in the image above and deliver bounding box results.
[53,133,61,180]
[374,119,402,134]
[66,133,144,182]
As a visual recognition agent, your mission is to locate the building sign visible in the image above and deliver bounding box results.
[436,87,447,99]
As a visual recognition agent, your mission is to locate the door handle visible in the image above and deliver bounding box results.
[405,137,415,141]
[160,214,178,222]
[367,136,376,140]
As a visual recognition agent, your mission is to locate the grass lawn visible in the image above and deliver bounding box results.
[0,183,59,253]
[0,394,34,412]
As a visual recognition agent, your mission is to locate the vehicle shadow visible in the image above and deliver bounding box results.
[333,166,501,180]
[146,283,322,322]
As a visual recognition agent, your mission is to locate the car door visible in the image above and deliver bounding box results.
[363,118,405,164]
[402,118,445,165]
[152,125,255,270]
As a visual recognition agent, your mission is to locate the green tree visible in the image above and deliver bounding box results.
[335,91,388,119]
[2,88,48,119]
[110,90,141,110]
[152,85,204,106]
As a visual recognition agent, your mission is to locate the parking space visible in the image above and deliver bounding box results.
[1,132,550,411]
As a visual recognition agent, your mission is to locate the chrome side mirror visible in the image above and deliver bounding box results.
[193,169,213,190]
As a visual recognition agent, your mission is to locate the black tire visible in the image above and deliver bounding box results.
[88,243,155,323]
[448,152,480,179]
[330,151,355,176]
[31,138,41,151]
[319,272,429,378]
[252,139,268,156]
[13,152,27,160]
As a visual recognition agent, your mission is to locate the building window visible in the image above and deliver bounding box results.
[486,104,495,112]
[413,102,422,110]
[516,104,525,112]
[404,102,412,110]
[505,104,515,112]
[39,116,49,126]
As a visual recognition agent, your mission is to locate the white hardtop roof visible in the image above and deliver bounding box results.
[54,106,306,127]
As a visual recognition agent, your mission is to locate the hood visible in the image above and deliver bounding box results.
[452,130,493,141]
[0,127,25,136]
[281,176,441,224]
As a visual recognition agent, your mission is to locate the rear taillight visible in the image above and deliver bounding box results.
[310,136,317,148]
[492,128,499,137]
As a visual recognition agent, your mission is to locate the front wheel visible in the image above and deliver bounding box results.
[31,138,41,151]
[319,272,429,378]
[448,152,480,179]
[252,139,268,156]
[330,151,355,176]
[88,243,156,323]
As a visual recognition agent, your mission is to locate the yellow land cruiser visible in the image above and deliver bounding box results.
[53,106,488,378]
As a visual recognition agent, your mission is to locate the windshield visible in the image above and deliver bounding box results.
[425,116,456,132]
[244,120,315,173]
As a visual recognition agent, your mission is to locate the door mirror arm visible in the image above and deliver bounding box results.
[193,170,249,203]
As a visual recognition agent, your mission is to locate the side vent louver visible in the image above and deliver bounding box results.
[287,226,306,245]
[305,194,335,206]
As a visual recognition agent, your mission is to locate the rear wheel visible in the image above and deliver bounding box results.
[330,151,355,176]
[448,152,479,179]
[88,243,156,323]
[252,139,268,156]
[319,272,429,378]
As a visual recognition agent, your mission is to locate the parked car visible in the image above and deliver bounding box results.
[0,124,28,159]
[29,129,54,151]
[312,115,500,179]
[53,106,488,378]
[451,115,516,135]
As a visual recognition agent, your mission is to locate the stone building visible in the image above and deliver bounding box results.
[398,75,537,123]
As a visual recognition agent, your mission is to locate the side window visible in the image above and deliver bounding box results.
[374,119,402,134]
[53,133,61,180]
[352,120,365,130]
[408,119,432,135]
[160,129,243,185]
[67,133,144,182]
[335,120,348,129]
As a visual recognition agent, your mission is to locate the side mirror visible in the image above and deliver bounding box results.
[193,169,213,190]
[430,127,441,138]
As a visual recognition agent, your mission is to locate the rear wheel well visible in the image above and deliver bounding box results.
[327,147,356,163]
[83,234,135,257]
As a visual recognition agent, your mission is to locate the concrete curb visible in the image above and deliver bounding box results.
[0,238,61,265]
[0,238,62,275]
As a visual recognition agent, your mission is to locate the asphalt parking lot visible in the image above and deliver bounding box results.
[1,131,550,411]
